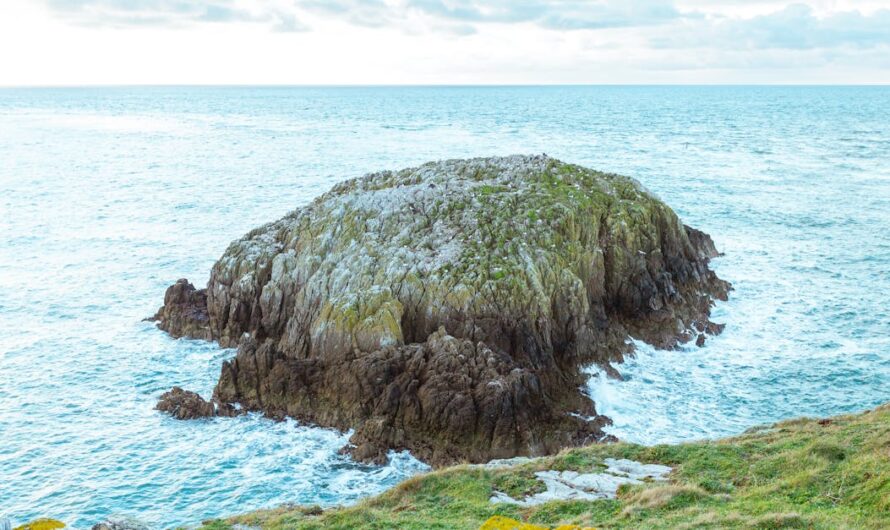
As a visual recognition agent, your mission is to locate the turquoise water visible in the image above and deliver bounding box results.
[1,86,888,527]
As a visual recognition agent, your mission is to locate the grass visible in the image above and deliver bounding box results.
[195,403,890,529]
[491,468,547,499]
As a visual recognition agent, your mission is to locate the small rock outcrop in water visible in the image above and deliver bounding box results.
[150,279,211,340]
[155,386,234,419]
[152,155,730,466]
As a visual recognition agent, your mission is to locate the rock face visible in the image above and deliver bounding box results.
[153,155,729,466]
[150,279,211,340]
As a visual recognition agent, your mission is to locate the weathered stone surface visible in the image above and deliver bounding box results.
[155,386,234,420]
[489,458,672,506]
[149,279,211,340]
[215,327,610,465]
[153,155,729,466]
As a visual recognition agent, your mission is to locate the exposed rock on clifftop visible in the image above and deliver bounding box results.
[152,155,729,466]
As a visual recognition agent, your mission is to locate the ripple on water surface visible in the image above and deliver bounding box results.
[1,86,888,528]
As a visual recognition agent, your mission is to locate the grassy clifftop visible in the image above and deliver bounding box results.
[198,403,889,529]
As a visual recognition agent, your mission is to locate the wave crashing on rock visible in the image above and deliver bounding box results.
[152,155,729,466]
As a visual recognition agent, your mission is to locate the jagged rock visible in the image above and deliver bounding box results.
[155,386,235,420]
[149,279,211,340]
[216,327,610,464]
[153,155,730,466]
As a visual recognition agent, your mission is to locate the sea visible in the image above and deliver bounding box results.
[1,86,888,528]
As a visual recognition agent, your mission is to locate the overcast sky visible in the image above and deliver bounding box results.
[1,0,888,85]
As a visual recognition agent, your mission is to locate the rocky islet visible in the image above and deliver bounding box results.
[152,155,729,466]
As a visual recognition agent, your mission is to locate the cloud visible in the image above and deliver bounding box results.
[41,0,890,53]
[651,3,890,49]
[295,0,394,28]
[46,0,684,35]
[45,0,308,31]
[292,0,686,30]
[407,0,683,29]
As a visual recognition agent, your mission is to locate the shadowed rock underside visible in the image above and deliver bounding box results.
[152,155,730,466]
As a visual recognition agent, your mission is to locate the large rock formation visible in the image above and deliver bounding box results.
[152,155,729,466]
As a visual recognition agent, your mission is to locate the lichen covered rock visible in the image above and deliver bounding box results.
[154,155,729,466]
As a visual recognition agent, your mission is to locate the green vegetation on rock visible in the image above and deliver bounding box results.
[198,155,726,357]
[197,403,890,529]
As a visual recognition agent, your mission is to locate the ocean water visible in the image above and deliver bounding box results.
[1,86,888,528]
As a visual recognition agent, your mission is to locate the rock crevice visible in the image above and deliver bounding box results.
[152,155,729,466]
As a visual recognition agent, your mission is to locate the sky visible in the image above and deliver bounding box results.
[0,0,888,85]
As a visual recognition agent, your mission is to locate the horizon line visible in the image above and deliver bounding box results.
[2,82,889,89]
